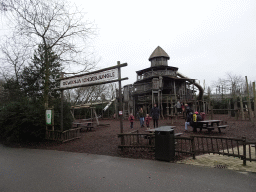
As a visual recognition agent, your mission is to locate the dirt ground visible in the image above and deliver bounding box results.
[4,114,256,173]
[12,114,256,160]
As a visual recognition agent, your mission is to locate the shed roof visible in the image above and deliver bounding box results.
[149,46,170,61]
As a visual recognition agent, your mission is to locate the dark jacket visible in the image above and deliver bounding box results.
[186,112,193,123]
[185,106,193,120]
[151,107,160,119]
[138,110,145,118]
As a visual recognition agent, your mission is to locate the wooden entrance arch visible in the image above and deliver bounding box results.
[49,61,128,142]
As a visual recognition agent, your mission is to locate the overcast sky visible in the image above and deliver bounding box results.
[1,0,255,90]
[75,0,256,89]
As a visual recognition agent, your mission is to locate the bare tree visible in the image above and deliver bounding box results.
[0,36,30,82]
[1,0,96,108]
[65,83,117,106]
[211,73,245,96]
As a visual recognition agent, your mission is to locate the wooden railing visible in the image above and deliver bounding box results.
[175,136,256,165]
[118,130,155,148]
[45,128,81,143]
[118,133,256,165]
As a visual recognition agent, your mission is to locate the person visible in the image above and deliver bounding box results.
[185,104,192,117]
[191,111,202,132]
[185,111,193,132]
[145,114,152,129]
[138,108,145,128]
[195,111,202,121]
[176,101,181,114]
[181,103,185,117]
[184,104,193,132]
[151,104,160,128]
[128,113,134,129]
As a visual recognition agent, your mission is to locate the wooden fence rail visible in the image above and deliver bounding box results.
[119,133,256,165]
[175,136,256,165]
[118,132,155,149]
[45,128,81,143]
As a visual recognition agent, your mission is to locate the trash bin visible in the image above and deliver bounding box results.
[155,126,175,161]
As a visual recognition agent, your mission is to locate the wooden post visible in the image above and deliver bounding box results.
[115,96,118,119]
[240,96,245,120]
[245,76,253,122]
[211,105,213,120]
[228,99,231,117]
[174,81,177,115]
[234,96,238,120]
[253,82,256,118]
[191,136,195,159]
[118,61,124,136]
[193,80,195,111]
[60,72,64,132]
[161,91,164,119]
[208,87,211,115]
[52,108,54,131]
[152,90,154,109]
[167,96,169,116]
[158,90,160,112]
[170,96,173,124]
[242,136,246,166]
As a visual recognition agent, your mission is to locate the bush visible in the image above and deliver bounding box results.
[0,99,45,142]
[0,98,73,143]
[53,99,73,131]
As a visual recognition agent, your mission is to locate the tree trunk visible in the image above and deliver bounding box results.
[43,42,50,109]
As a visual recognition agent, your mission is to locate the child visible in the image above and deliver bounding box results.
[128,113,135,129]
[145,114,152,129]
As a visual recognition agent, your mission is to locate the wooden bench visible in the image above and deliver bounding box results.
[217,125,229,133]
[72,122,82,128]
[80,122,94,131]
[198,127,215,132]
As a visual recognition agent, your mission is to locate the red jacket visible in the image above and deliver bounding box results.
[128,115,134,122]
[145,116,152,123]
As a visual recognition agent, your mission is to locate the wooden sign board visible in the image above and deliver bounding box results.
[60,68,118,89]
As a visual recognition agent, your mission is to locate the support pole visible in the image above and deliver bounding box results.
[242,136,246,166]
[253,82,256,118]
[245,76,253,122]
[61,72,64,132]
[174,81,177,115]
[228,99,231,117]
[118,61,124,136]
[240,96,245,120]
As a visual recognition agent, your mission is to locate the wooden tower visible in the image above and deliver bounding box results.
[123,46,201,118]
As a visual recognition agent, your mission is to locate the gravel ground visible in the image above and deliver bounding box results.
[8,114,255,158]
[3,114,256,173]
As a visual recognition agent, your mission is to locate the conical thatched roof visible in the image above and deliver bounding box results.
[149,46,170,61]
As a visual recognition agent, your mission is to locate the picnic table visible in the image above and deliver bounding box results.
[145,126,183,137]
[72,122,83,128]
[193,120,229,133]
[73,122,94,131]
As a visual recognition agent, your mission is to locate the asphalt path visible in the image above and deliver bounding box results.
[0,144,255,192]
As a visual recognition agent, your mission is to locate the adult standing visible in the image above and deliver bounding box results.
[176,100,181,114]
[151,104,160,128]
[138,108,145,128]
[184,104,193,132]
